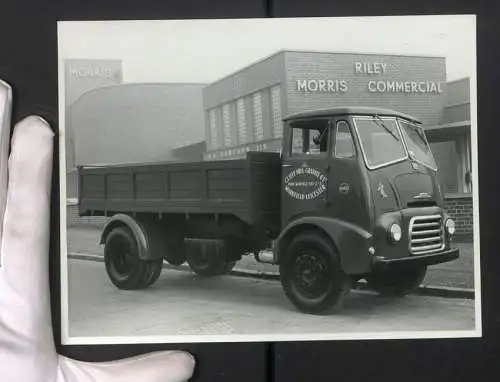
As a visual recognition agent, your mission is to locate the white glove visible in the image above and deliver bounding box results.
[0,79,196,382]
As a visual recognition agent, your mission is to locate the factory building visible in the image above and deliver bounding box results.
[200,50,472,238]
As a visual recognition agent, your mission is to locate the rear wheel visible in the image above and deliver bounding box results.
[104,226,161,289]
[366,266,427,297]
[279,231,350,315]
[185,240,236,276]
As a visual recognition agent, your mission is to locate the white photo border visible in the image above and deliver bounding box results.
[57,15,481,345]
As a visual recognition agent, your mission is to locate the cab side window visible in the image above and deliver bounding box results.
[290,119,329,157]
[334,121,356,159]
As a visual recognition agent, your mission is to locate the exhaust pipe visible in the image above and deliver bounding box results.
[255,250,276,264]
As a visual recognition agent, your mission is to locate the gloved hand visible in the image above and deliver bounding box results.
[0,79,196,381]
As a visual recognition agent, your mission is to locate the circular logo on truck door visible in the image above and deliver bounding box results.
[284,166,328,200]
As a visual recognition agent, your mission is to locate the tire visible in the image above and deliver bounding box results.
[137,259,163,288]
[366,266,427,297]
[104,226,154,290]
[186,240,236,276]
[279,231,350,315]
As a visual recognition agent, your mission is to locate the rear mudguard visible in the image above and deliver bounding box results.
[99,214,167,261]
[275,216,374,275]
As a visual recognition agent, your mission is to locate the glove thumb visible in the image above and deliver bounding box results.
[57,351,195,382]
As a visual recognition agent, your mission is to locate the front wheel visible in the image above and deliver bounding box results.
[279,232,350,315]
[366,266,427,297]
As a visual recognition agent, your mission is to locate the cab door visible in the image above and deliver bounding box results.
[326,118,370,231]
[281,117,332,227]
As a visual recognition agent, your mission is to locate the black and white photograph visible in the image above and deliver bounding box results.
[58,15,480,345]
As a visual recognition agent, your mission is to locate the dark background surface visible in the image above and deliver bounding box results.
[1,1,499,381]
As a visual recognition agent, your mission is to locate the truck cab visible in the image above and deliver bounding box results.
[274,107,459,313]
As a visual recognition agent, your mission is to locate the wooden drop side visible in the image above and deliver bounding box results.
[78,152,282,234]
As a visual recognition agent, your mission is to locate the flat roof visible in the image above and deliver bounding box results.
[279,49,446,59]
[283,106,422,124]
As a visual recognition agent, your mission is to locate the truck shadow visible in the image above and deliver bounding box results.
[130,270,415,317]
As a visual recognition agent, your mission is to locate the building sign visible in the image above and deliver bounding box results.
[284,165,328,200]
[297,79,348,93]
[354,61,388,74]
[69,66,119,79]
[296,60,443,95]
[367,80,443,94]
[65,59,123,107]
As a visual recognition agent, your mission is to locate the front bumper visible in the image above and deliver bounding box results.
[372,247,459,272]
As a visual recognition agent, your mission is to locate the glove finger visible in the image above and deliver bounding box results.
[0,80,12,259]
[58,351,195,382]
[0,116,54,345]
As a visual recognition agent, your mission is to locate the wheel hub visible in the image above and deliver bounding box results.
[293,251,329,296]
[114,251,133,275]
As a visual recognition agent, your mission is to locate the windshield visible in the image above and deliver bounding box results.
[353,116,407,168]
[397,119,437,170]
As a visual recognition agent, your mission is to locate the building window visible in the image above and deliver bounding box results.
[253,91,264,141]
[209,108,218,150]
[271,85,283,138]
[237,98,247,145]
[222,103,231,147]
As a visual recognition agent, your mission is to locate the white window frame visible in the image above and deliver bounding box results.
[209,108,218,150]
[271,85,283,138]
[253,91,264,141]
[237,98,247,145]
[222,103,231,147]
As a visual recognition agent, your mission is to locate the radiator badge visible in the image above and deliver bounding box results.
[284,166,327,200]
[414,192,432,199]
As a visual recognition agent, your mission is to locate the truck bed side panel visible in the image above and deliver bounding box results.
[78,153,281,230]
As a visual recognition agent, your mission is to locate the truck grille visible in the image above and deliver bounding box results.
[408,215,445,255]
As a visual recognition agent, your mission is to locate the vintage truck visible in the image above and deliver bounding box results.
[77,106,459,314]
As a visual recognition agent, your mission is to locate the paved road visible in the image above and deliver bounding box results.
[67,225,476,289]
[67,259,476,340]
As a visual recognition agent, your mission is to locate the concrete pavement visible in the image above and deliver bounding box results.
[67,259,476,339]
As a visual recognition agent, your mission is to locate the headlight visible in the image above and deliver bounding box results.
[446,218,456,235]
[389,223,402,243]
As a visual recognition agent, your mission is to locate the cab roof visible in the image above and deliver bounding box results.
[283,106,422,124]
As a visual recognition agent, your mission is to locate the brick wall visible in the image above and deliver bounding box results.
[203,52,286,109]
[66,203,109,228]
[284,51,447,127]
[444,195,473,241]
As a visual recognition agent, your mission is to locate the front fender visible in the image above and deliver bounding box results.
[276,216,374,275]
[100,214,150,261]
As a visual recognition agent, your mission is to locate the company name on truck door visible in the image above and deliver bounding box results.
[284,166,328,200]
